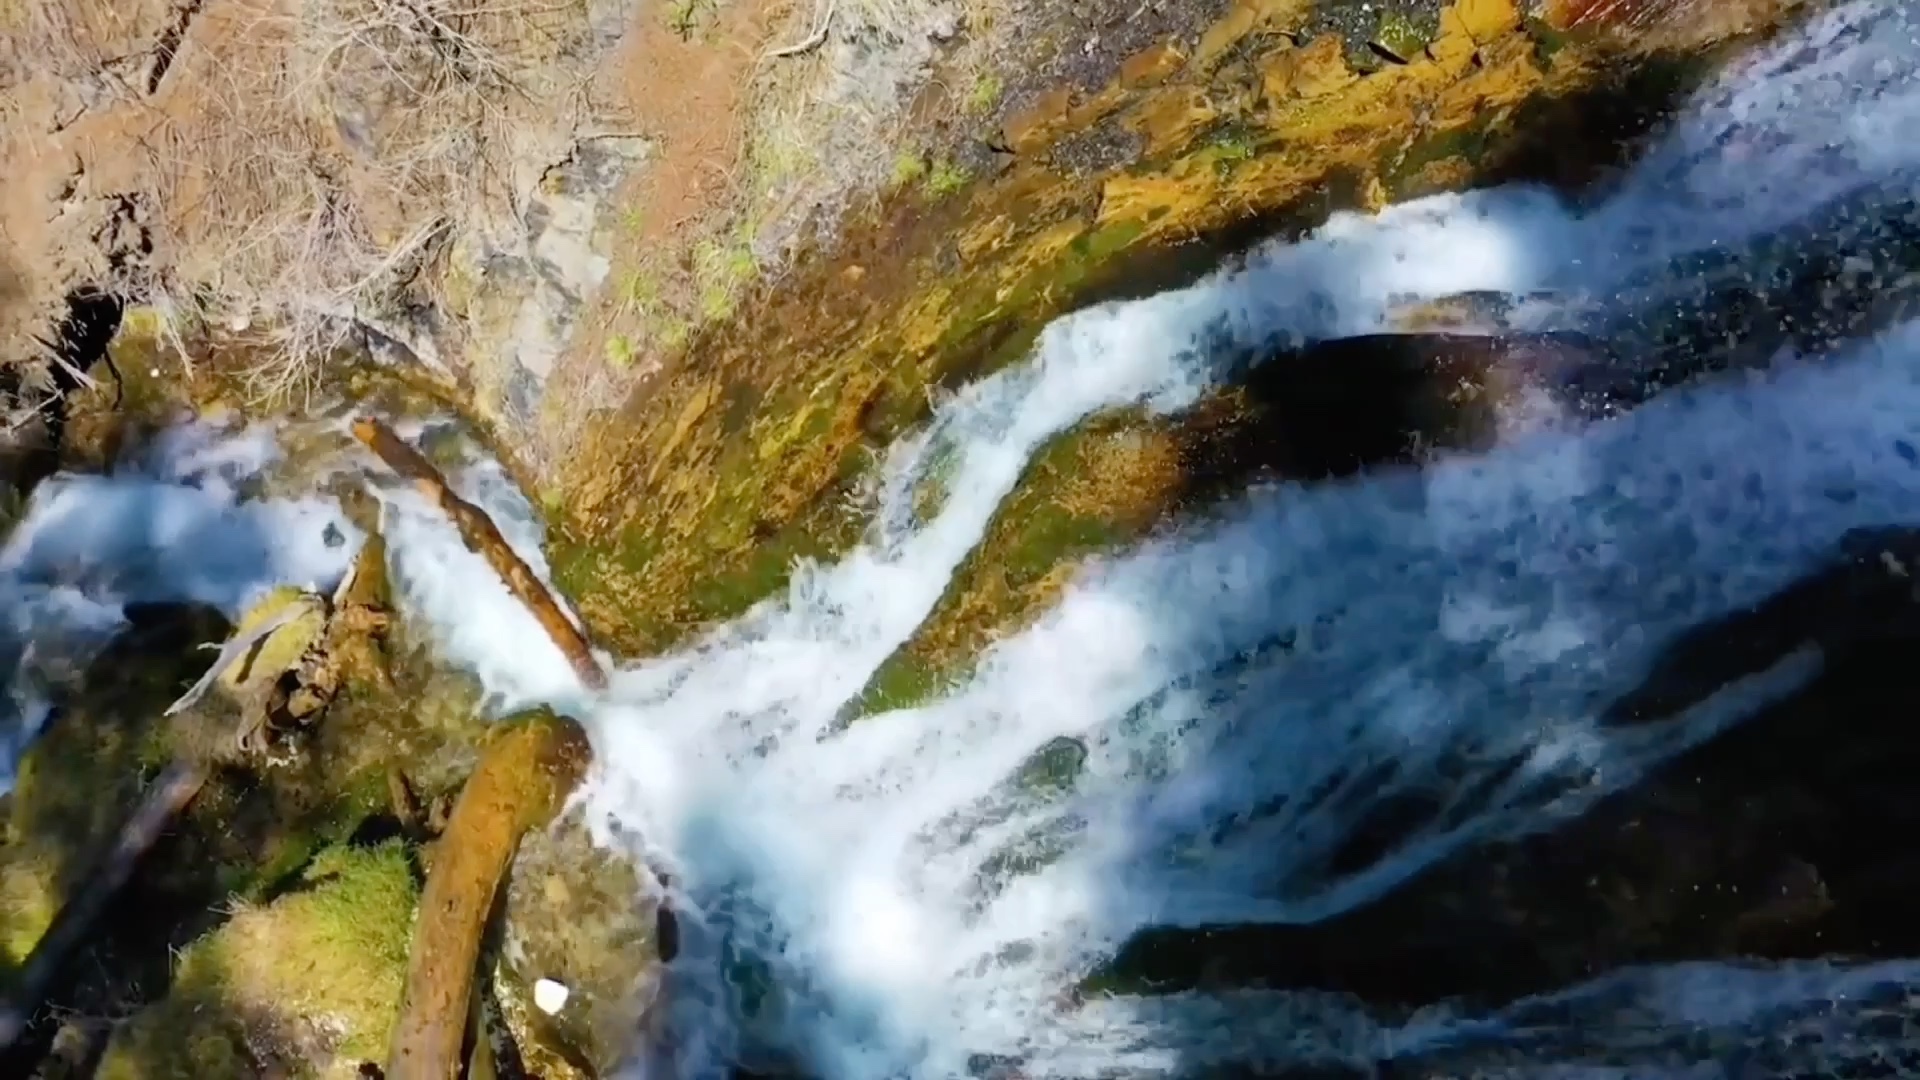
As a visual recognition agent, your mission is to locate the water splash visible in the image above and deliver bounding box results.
[0,418,361,790]
[360,3,1920,1076]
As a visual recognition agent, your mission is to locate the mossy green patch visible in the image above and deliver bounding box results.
[967,72,1006,115]
[925,159,971,199]
[97,840,419,1080]
[891,151,930,189]
[849,410,1184,718]
[1372,9,1439,62]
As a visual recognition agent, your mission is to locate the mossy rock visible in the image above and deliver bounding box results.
[96,840,419,1080]
[851,330,1617,715]
[1,604,232,904]
[497,809,664,1077]
[0,559,491,1043]
[0,849,60,976]
[850,409,1185,717]
[217,586,330,699]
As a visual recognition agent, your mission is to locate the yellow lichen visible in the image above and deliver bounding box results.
[218,586,329,698]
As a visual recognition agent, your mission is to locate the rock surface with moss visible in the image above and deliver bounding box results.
[495,809,667,1078]
[545,0,1809,658]
[96,841,418,1080]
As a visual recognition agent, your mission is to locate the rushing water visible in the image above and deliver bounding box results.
[7,0,1920,1076]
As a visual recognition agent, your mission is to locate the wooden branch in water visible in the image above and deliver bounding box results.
[350,418,608,692]
[387,708,592,1080]
[0,760,209,1053]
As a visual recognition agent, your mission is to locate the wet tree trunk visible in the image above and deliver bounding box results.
[352,417,608,691]
[386,708,593,1080]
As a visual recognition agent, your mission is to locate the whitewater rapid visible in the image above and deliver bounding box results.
[5,0,1920,1075]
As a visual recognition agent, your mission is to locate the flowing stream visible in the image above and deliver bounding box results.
[7,1,1920,1076]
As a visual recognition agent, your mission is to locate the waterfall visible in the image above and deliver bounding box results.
[6,0,1920,1075]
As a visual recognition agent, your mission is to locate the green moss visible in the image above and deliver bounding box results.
[849,412,1177,719]
[0,849,58,975]
[1371,9,1437,62]
[925,159,971,199]
[606,334,638,369]
[844,654,950,718]
[1382,108,1501,193]
[666,0,712,37]
[891,151,930,189]
[967,72,1005,115]
[1524,14,1576,61]
[694,240,758,322]
[1201,125,1260,173]
[97,840,419,1080]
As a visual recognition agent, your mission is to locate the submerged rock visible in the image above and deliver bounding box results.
[851,330,1617,717]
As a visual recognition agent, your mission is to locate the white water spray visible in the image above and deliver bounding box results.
[0,419,359,789]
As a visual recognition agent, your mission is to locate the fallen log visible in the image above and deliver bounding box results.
[351,418,608,692]
[0,759,209,1053]
[386,707,593,1080]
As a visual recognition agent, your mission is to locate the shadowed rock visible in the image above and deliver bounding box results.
[1101,524,1920,1013]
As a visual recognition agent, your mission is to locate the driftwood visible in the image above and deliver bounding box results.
[0,760,209,1052]
[350,418,608,692]
[386,708,592,1080]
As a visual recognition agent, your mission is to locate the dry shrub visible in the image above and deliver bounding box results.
[0,1,167,94]
[136,0,598,401]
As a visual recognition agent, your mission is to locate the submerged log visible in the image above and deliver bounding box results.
[387,707,593,1080]
[352,417,608,692]
[0,759,208,1053]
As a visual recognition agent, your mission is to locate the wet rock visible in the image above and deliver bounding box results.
[1598,189,1920,402]
[496,808,664,1077]
[1209,330,1618,475]
[553,0,1801,658]
[851,329,1618,717]
[1099,524,1920,1012]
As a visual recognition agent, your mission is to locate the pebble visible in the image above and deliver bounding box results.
[534,977,571,1014]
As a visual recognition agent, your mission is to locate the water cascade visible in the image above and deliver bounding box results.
[7,1,1920,1076]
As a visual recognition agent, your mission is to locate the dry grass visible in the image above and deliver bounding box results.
[32,0,606,403]
[0,1,161,94]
